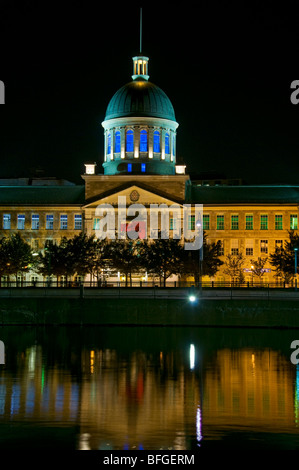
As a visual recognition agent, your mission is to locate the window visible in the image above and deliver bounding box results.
[231,239,239,255]
[275,214,283,230]
[188,215,195,231]
[153,131,160,153]
[170,218,177,230]
[17,214,25,230]
[114,131,121,153]
[107,133,111,155]
[93,218,100,230]
[275,240,283,249]
[60,215,68,230]
[165,133,170,154]
[31,214,39,230]
[217,215,224,230]
[74,214,82,230]
[203,214,210,230]
[260,239,268,254]
[231,215,239,230]
[172,134,176,157]
[141,163,146,173]
[260,215,268,230]
[3,214,10,230]
[139,129,148,152]
[126,130,134,152]
[290,214,298,230]
[245,215,253,230]
[218,240,224,256]
[46,214,54,230]
[127,163,132,173]
[245,239,254,256]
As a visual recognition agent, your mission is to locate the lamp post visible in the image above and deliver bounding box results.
[251,265,254,287]
[294,247,298,290]
[196,218,203,294]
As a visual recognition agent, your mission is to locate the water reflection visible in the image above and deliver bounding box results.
[0,326,298,449]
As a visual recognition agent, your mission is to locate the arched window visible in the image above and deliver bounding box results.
[114,131,121,153]
[140,129,148,152]
[165,133,170,154]
[107,133,111,155]
[153,131,160,153]
[126,129,134,152]
[172,134,175,156]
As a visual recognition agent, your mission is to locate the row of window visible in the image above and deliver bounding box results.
[107,130,173,154]
[188,214,298,231]
[217,239,284,256]
[2,214,82,230]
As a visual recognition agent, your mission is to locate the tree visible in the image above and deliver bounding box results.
[4,233,35,283]
[183,232,223,284]
[106,239,143,286]
[269,230,299,284]
[250,257,268,284]
[223,252,245,285]
[140,237,185,287]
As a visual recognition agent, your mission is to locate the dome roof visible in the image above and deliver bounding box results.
[104,79,176,122]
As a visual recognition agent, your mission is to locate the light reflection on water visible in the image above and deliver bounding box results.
[0,326,298,449]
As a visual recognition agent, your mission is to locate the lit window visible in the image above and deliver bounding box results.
[172,134,176,156]
[46,214,54,230]
[17,214,25,230]
[275,240,283,249]
[275,215,283,230]
[126,130,134,152]
[74,214,82,230]
[60,214,68,230]
[260,215,268,230]
[153,131,160,153]
[107,133,111,155]
[93,218,100,230]
[245,215,253,230]
[218,240,224,256]
[3,214,10,230]
[231,239,239,256]
[114,131,121,153]
[203,214,210,230]
[260,239,268,254]
[170,218,177,230]
[141,163,146,173]
[231,215,239,230]
[140,129,148,152]
[31,214,39,230]
[217,215,224,230]
[188,215,195,231]
[127,163,132,173]
[165,133,170,154]
[290,214,298,230]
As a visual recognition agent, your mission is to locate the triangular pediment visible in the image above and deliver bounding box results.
[83,183,184,208]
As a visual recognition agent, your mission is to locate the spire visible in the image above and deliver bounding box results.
[132,8,149,80]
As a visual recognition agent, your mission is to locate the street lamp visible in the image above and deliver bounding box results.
[294,247,298,290]
[251,265,254,287]
[196,218,203,293]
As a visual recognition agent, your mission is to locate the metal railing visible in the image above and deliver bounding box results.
[0,280,297,289]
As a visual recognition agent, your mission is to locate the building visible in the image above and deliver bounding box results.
[0,52,298,286]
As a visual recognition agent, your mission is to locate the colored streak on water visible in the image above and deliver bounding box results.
[0,325,298,450]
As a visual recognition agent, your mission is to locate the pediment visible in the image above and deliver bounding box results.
[83,184,184,209]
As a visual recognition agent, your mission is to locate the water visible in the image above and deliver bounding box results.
[0,325,299,450]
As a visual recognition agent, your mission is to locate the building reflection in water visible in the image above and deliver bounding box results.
[0,331,298,450]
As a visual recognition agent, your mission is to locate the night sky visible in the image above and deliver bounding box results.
[1,1,299,185]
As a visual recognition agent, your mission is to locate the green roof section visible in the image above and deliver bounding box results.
[104,80,176,122]
[0,185,85,205]
[187,185,299,204]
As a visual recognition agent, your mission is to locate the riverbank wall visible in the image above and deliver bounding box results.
[0,288,299,328]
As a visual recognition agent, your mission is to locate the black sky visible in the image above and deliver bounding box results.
[1,1,299,185]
